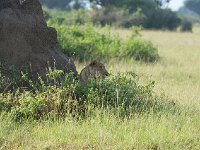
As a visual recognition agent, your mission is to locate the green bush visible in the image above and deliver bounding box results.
[180,19,193,32]
[144,9,181,30]
[42,5,183,31]
[10,87,77,121]
[0,71,79,121]
[78,73,159,114]
[91,7,147,28]
[0,62,27,92]
[48,23,121,61]
[123,38,159,62]
[121,28,159,62]
[48,23,159,62]
[0,70,175,121]
[119,9,147,28]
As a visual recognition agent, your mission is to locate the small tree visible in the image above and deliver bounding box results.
[185,0,200,15]
[180,19,193,32]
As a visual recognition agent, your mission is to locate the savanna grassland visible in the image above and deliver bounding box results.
[1,27,200,150]
[110,26,200,106]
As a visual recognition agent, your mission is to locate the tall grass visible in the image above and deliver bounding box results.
[110,26,200,106]
[1,108,200,149]
[1,26,200,149]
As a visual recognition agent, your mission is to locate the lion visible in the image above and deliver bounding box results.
[80,60,109,84]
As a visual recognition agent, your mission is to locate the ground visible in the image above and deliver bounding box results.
[1,26,200,149]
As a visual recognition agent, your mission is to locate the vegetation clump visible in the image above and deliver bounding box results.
[124,37,159,62]
[0,68,175,121]
[48,22,159,62]
[49,23,121,61]
[180,18,193,32]
[41,0,184,31]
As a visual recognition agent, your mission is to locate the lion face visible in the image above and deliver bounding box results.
[80,60,109,84]
[89,60,109,78]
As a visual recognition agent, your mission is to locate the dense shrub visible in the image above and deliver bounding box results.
[0,71,78,121]
[0,62,27,92]
[144,9,181,30]
[41,0,186,31]
[119,9,147,28]
[123,37,159,62]
[48,23,121,61]
[180,19,193,32]
[91,8,147,28]
[178,7,200,23]
[48,23,159,62]
[43,7,182,31]
[119,27,159,62]
[78,73,159,114]
[0,70,175,121]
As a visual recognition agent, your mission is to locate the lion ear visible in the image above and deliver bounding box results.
[90,60,98,66]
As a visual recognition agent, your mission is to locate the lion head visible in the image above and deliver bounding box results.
[80,60,109,84]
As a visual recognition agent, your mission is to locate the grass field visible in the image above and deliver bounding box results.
[1,27,200,149]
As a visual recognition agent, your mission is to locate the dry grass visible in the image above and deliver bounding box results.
[104,26,200,106]
[1,27,200,149]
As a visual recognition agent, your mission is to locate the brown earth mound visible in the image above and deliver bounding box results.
[0,0,78,80]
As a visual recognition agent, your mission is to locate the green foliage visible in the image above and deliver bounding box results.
[185,0,200,15]
[0,69,175,121]
[78,73,172,116]
[0,71,78,121]
[48,23,121,61]
[40,0,164,10]
[178,7,200,23]
[65,6,181,31]
[120,27,159,62]
[180,19,193,32]
[0,62,28,92]
[123,37,159,62]
[120,9,147,28]
[89,0,169,10]
[91,7,147,28]
[48,22,159,62]
[144,9,181,30]
[10,87,76,121]
[42,2,182,31]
